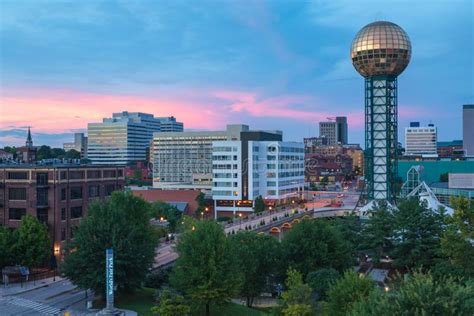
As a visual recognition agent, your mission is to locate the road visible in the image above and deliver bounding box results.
[0,280,89,315]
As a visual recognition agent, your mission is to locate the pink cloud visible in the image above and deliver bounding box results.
[0,86,364,134]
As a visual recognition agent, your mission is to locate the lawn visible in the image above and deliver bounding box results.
[113,287,271,316]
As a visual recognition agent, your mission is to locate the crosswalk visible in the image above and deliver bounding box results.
[1,296,62,315]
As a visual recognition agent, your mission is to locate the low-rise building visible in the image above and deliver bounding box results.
[437,140,464,158]
[63,133,88,159]
[0,164,125,265]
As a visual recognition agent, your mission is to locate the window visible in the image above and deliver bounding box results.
[36,172,48,185]
[61,188,67,201]
[8,171,28,180]
[61,228,66,241]
[37,188,48,206]
[9,188,26,200]
[61,208,66,221]
[37,209,48,224]
[87,170,101,179]
[60,171,68,180]
[71,206,83,218]
[69,171,84,179]
[70,187,83,200]
[117,170,123,177]
[88,185,100,198]
[9,208,26,220]
[103,170,116,178]
[105,184,115,196]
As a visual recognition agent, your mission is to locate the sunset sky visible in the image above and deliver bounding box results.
[1,0,473,147]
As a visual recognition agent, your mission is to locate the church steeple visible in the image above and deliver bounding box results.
[26,127,33,148]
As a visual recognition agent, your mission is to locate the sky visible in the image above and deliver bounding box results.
[0,0,473,147]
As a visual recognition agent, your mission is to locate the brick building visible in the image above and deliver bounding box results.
[0,164,124,264]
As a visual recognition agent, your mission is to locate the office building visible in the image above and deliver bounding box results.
[88,112,183,165]
[212,140,304,218]
[437,140,464,158]
[152,125,284,191]
[0,164,124,264]
[319,117,348,145]
[464,104,474,156]
[405,124,437,156]
[63,133,88,158]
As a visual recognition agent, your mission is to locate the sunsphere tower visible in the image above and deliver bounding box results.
[351,21,411,202]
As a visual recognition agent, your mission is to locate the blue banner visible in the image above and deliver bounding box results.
[105,248,114,309]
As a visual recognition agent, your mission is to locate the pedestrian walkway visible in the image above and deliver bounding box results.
[1,296,62,315]
[1,276,65,297]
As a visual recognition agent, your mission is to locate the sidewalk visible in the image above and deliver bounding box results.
[0,276,65,297]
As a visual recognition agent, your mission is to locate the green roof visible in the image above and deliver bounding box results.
[437,140,463,147]
[398,160,474,184]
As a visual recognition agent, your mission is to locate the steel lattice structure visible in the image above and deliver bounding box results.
[351,21,411,203]
[365,76,398,201]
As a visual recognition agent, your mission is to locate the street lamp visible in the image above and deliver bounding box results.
[239,213,242,230]
[200,211,204,220]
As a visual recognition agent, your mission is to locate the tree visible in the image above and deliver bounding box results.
[441,196,474,278]
[306,268,340,300]
[151,201,182,232]
[281,219,352,277]
[325,271,375,316]
[36,145,52,160]
[0,226,15,268]
[3,146,17,159]
[171,220,242,316]
[65,149,81,159]
[391,198,445,270]
[195,192,206,218]
[12,214,50,268]
[351,272,474,316]
[281,268,313,316]
[359,201,395,262]
[62,192,158,295]
[230,231,281,307]
[151,289,191,316]
[253,195,265,214]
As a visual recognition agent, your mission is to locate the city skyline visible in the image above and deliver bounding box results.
[1,0,473,147]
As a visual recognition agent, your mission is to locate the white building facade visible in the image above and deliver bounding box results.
[404,124,437,156]
[212,140,304,218]
[88,112,183,165]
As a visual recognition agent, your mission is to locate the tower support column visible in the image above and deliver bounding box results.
[364,75,398,202]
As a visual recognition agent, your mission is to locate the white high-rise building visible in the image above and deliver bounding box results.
[212,141,304,218]
[88,112,183,165]
[404,123,438,156]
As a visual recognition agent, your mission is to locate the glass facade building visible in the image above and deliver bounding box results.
[88,112,183,165]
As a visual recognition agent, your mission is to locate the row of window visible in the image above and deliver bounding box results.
[9,206,84,221]
[61,184,118,200]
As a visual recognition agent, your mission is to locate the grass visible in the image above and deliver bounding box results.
[111,287,271,316]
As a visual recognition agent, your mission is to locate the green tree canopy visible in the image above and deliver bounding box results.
[12,214,50,268]
[0,226,16,268]
[359,201,395,262]
[62,192,158,295]
[65,149,81,159]
[441,196,474,278]
[391,198,446,270]
[306,268,340,300]
[171,220,242,316]
[229,231,281,307]
[281,268,313,316]
[351,271,474,316]
[325,271,375,316]
[151,289,191,316]
[253,196,265,214]
[150,201,182,232]
[281,219,353,277]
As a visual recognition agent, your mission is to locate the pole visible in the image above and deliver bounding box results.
[105,248,114,311]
